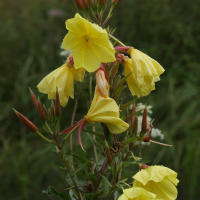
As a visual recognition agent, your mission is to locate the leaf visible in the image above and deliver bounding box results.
[69,189,76,200]
[42,186,70,200]
[86,132,104,152]
[83,129,106,140]
[65,173,78,187]
[124,109,143,121]
[72,154,91,167]
[72,163,88,176]
[121,98,138,110]
[81,170,97,184]
[84,193,99,200]
[120,171,138,181]
[51,163,67,171]
[121,136,138,147]
[113,84,123,101]
[114,72,132,91]
[100,174,112,187]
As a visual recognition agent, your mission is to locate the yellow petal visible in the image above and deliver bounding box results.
[72,67,85,82]
[37,63,74,107]
[62,13,116,72]
[125,48,165,98]
[86,89,129,133]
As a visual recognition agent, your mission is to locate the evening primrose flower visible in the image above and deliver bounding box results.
[37,60,85,107]
[118,187,160,200]
[124,48,165,97]
[62,13,116,72]
[61,89,129,149]
[133,165,179,200]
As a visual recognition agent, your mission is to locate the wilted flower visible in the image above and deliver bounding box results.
[37,58,85,107]
[124,48,165,97]
[118,187,159,200]
[62,13,116,72]
[95,65,109,98]
[133,165,179,200]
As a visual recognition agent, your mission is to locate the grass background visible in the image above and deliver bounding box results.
[0,0,200,199]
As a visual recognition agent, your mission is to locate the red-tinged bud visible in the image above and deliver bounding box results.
[13,109,38,132]
[140,164,149,170]
[130,105,136,129]
[143,123,153,142]
[67,56,74,68]
[75,0,84,10]
[55,88,61,117]
[82,0,88,8]
[115,45,132,53]
[99,0,107,6]
[105,141,112,165]
[29,88,39,114]
[38,101,46,123]
[112,0,118,5]
[141,106,147,134]
[132,115,138,135]
[88,0,93,7]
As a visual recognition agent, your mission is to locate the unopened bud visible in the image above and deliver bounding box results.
[38,100,46,123]
[88,0,93,7]
[13,109,38,132]
[140,164,149,170]
[55,88,61,117]
[75,0,84,10]
[105,141,112,165]
[112,0,118,5]
[67,56,74,68]
[29,88,39,114]
[143,123,153,142]
[99,0,107,6]
[82,0,88,8]
[141,106,147,134]
[115,45,132,53]
[130,105,136,129]
[132,115,138,135]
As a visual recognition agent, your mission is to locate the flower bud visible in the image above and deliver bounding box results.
[143,123,153,142]
[115,45,132,53]
[130,105,136,129]
[132,115,138,136]
[55,88,61,117]
[140,163,149,170]
[38,100,46,123]
[13,109,38,132]
[87,0,93,7]
[29,88,39,114]
[82,0,88,9]
[99,0,107,6]
[105,141,112,165]
[141,106,147,134]
[74,0,84,10]
[67,55,74,68]
[112,0,118,5]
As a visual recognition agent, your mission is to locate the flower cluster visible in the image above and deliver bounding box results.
[13,1,179,200]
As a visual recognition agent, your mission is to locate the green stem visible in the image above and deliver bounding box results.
[108,33,126,47]
[104,185,115,200]
[102,4,114,27]
[61,123,81,148]
[130,151,141,167]
[45,121,54,135]
[35,130,55,144]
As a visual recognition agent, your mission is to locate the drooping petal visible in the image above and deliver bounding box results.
[37,63,74,107]
[72,67,85,82]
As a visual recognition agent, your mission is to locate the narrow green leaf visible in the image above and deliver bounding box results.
[81,170,97,184]
[114,72,132,91]
[72,154,91,167]
[42,186,70,200]
[69,189,76,200]
[100,174,112,187]
[121,98,138,110]
[86,132,104,152]
[83,129,106,140]
[51,163,67,171]
[84,193,99,200]
[124,109,143,121]
[113,84,123,100]
[121,136,138,147]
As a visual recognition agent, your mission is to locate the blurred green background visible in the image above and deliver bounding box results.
[1,0,200,199]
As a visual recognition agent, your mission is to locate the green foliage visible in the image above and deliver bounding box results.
[1,0,200,199]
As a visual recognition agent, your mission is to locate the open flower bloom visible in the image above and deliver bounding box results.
[118,187,161,200]
[133,165,179,200]
[62,13,116,72]
[61,89,129,149]
[86,90,129,133]
[37,61,85,107]
[95,65,109,98]
[124,48,165,97]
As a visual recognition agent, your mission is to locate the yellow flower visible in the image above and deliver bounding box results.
[62,13,116,72]
[37,62,85,107]
[118,187,161,200]
[86,89,129,133]
[133,165,179,200]
[125,48,165,97]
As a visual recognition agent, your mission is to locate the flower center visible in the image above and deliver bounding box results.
[83,35,90,43]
